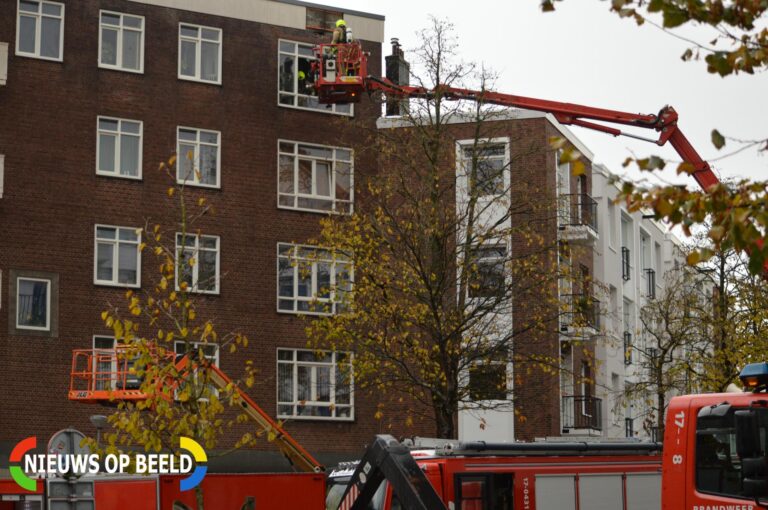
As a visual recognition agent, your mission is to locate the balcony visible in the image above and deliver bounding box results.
[561,293,600,334]
[623,331,632,365]
[562,395,602,433]
[645,268,656,299]
[621,247,631,281]
[558,193,598,244]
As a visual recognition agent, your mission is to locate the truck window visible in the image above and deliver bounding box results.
[696,406,768,498]
[455,473,513,510]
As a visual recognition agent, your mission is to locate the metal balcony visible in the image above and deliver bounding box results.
[561,294,600,333]
[558,193,598,244]
[562,395,602,432]
[621,247,631,281]
[645,268,656,299]
[623,331,633,365]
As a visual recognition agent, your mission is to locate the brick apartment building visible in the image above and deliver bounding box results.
[0,0,626,478]
[0,0,442,471]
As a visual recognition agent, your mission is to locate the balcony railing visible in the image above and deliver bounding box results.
[645,268,656,298]
[558,193,598,232]
[623,331,632,365]
[621,247,631,281]
[562,395,602,431]
[562,294,600,331]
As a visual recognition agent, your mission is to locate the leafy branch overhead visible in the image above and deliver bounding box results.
[541,0,768,76]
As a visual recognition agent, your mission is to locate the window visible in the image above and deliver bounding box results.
[176,233,220,294]
[696,406,768,499]
[640,230,651,270]
[174,341,220,399]
[468,362,508,401]
[278,140,353,213]
[460,143,508,197]
[99,11,144,72]
[177,127,220,188]
[277,243,351,315]
[306,8,342,31]
[468,245,507,298]
[16,0,64,61]
[97,117,142,179]
[607,201,617,249]
[277,349,353,420]
[178,23,221,84]
[16,277,50,330]
[455,474,513,510]
[94,225,141,287]
[278,40,351,115]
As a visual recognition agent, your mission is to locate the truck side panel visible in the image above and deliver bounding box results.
[578,474,623,510]
[534,475,575,510]
[626,472,661,510]
[95,478,158,510]
[160,473,326,510]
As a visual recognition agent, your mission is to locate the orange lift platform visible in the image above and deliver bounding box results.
[69,347,323,473]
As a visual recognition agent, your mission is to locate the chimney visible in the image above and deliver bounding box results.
[385,38,410,116]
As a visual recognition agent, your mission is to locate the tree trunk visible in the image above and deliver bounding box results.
[434,403,456,439]
[195,485,204,510]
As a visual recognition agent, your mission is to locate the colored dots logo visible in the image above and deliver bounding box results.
[179,436,207,491]
[10,436,38,492]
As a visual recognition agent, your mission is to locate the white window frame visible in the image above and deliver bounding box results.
[93,224,142,288]
[15,276,51,331]
[176,126,221,188]
[175,233,220,294]
[96,116,143,179]
[277,39,352,116]
[98,10,145,73]
[467,242,508,300]
[457,139,510,199]
[174,341,219,366]
[178,23,222,85]
[276,243,351,316]
[15,0,65,62]
[277,140,354,214]
[277,348,354,421]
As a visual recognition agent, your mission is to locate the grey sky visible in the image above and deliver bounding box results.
[321,0,767,186]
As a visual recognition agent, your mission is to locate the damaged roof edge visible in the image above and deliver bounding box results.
[275,0,385,20]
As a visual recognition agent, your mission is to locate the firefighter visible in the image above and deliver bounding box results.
[331,19,349,44]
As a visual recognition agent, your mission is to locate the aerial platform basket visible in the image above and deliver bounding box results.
[313,42,368,104]
[69,347,170,403]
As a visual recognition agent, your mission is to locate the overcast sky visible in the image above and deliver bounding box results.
[321,0,767,187]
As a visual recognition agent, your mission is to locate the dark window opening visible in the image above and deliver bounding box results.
[469,363,507,401]
[455,473,513,510]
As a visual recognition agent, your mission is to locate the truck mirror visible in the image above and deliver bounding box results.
[742,457,768,497]
[735,409,762,458]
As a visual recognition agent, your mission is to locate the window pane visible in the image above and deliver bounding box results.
[100,27,118,65]
[18,15,36,54]
[198,250,217,290]
[180,25,198,37]
[200,131,218,144]
[278,363,293,402]
[98,134,116,173]
[297,366,311,401]
[120,134,140,176]
[297,262,311,297]
[335,367,351,405]
[42,3,61,16]
[122,29,141,70]
[20,1,39,13]
[121,121,140,134]
[97,243,114,281]
[201,41,219,81]
[179,129,197,141]
[336,162,351,201]
[17,279,48,328]
[279,156,294,193]
[279,259,294,298]
[279,41,294,53]
[317,262,331,299]
[298,160,312,194]
[469,364,507,401]
[316,366,331,402]
[336,149,351,161]
[299,145,332,159]
[117,243,138,284]
[200,237,217,249]
[96,226,116,239]
[101,12,120,25]
[178,143,195,181]
[40,16,61,58]
[99,118,119,131]
[316,162,331,197]
[118,228,138,242]
[199,144,217,185]
[178,248,194,288]
[180,40,196,77]
[123,16,142,29]
[279,55,295,93]
[201,28,219,41]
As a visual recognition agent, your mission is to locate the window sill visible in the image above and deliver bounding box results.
[176,179,221,190]
[94,281,141,289]
[278,101,353,117]
[98,64,144,75]
[177,288,220,296]
[276,307,334,317]
[96,171,143,181]
[15,51,63,63]
[277,203,353,216]
[277,414,354,422]
[15,324,51,332]
[178,75,222,86]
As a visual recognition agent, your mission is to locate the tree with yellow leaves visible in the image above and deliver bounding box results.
[90,154,257,510]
